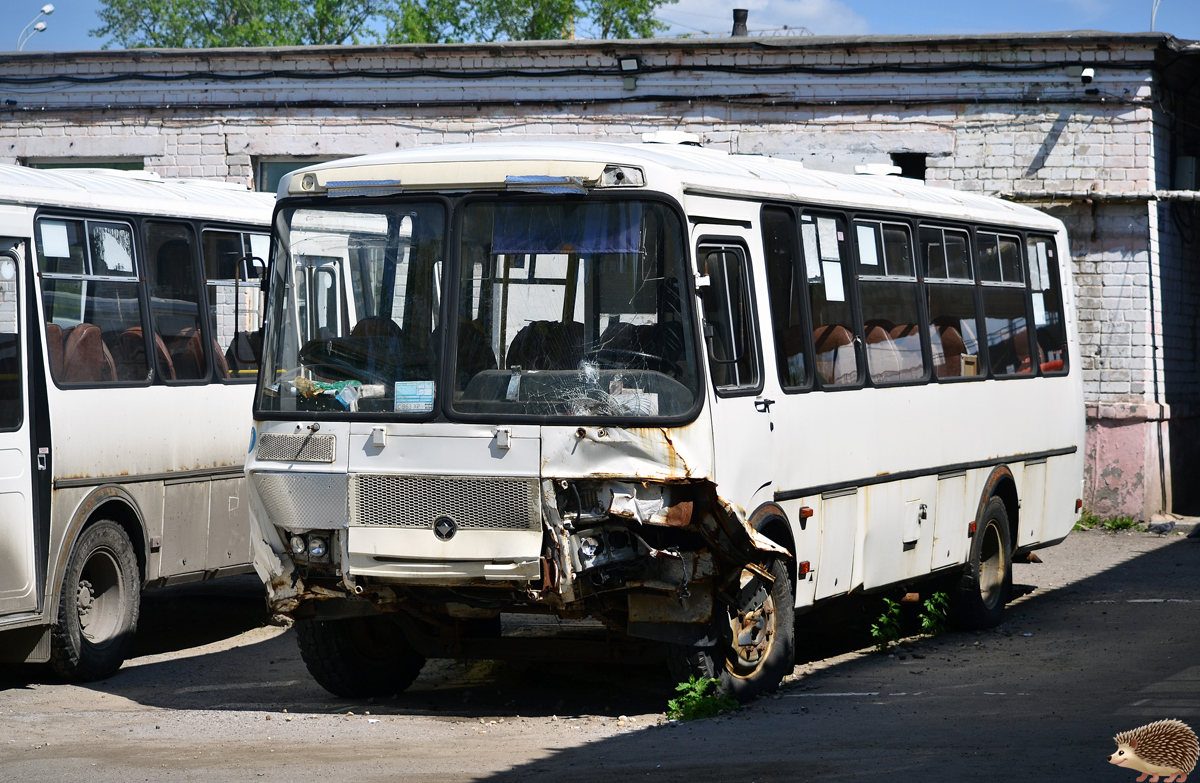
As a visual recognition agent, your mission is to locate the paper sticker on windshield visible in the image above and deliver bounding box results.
[394,380,435,412]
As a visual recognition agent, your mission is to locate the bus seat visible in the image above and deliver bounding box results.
[1013,328,1043,373]
[932,323,966,378]
[456,318,497,388]
[351,316,402,339]
[889,323,925,380]
[213,338,230,379]
[225,330,261,377]
[813,324,855,385]
[168,327,207,380]
[113,326,174,381]
[45,323,64,379]
[506,320,584,371]
[61,323,117,383]
[865,325,902,382]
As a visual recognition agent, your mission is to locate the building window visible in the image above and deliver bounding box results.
[25,159,144,171]
[890,153,927,182]
[256,159,337,193]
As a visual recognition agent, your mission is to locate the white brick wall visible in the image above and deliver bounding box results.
[3,33,1197,516]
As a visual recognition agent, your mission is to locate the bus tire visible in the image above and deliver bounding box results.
[950,496,1013,631]
[668,558,794,702]
[50,520,140,681]
[295,615,425,698]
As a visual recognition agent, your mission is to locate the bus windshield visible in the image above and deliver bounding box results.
[453,199,699,418]
[258,197,700,419]
[259,202,446,414]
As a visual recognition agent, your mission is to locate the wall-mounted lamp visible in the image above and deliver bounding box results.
[619,57,640,91]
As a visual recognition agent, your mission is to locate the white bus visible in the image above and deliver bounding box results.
[0,167,272,680]
[247,140,1085,700]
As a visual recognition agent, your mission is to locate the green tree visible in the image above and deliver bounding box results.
[93,0,675,48]
[92,0,384,48]
[379,0,672,43]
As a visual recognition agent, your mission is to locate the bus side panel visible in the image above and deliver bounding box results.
[206,477,250,572]
[1016,460,1047,550]
[861,476,937,590]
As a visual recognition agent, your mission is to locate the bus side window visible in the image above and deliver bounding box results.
[36,217,148,386]
[203,230,265,382]
[800,213,859,387]
[978,232,1035,376]
[920,226,981,379]
[698,244,759,392]
[145,222,207,382]
[855,220,926,384]
[0,254,21,431]
[761,207,811,389]
[1027,236,1069,374]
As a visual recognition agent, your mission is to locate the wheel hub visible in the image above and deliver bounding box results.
[726,569,777,677]
[77,579,95,626]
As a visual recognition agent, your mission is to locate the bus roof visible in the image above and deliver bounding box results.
[281,141,1060,232]
[0,165,274,225]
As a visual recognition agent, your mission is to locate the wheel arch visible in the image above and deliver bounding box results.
[978,466,1019,545]
[747,502,795,587]
[51,486,149,617]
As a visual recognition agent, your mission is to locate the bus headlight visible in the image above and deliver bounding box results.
[289,535,307,555]
[307,536,328,558]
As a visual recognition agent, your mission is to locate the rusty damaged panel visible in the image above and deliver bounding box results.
[539,419,714,481]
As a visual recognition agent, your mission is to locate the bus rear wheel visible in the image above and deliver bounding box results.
[295,615,426,698]
[50,520,140,681]
[668,558,794,702]
[950,496,1013,631]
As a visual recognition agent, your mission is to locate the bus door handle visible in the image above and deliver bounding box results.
[37,447,48,471]
[754,398,775,413]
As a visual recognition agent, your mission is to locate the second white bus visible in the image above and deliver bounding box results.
[246,140,1085,699]
[0,167,273,680]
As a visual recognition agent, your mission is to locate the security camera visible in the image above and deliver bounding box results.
[1081,68,1095,85]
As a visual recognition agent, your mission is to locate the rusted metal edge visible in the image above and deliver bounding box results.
[774,445,1077,502]
[53,464,244,490]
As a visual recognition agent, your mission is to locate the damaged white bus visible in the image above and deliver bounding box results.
[0,167,272,680]
[247,140,1084,699]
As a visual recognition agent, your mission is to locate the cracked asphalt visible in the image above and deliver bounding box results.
[1,524,1198,782]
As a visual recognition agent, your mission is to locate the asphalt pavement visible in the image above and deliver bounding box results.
[1,523,1197,782]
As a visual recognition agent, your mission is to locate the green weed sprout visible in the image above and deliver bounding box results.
[919,591,949,636]
[870,598,902,652]
[666,676,738,721]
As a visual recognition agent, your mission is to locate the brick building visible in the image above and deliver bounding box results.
[2,31,1198,518]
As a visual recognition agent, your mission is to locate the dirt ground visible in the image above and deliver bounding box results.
[2,524,1198,782]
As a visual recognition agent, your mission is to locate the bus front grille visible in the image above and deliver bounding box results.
[350,474,541,531]
[251,471,348,530]
[257,433,336,463]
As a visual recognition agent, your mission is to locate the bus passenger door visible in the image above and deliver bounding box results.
[695,238,776,517]
[0,244,38,617]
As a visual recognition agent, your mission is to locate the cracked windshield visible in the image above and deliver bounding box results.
[454,199,699,417]
[258,198,699,418]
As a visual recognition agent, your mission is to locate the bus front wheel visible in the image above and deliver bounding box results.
[295,615,426,698]
[950,496,1013,631]
[668,557,795,702]
[50,520,140,681]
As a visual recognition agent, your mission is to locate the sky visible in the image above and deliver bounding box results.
[9,0,1200,52]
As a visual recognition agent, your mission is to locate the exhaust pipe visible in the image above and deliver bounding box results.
[731,9,748,37]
